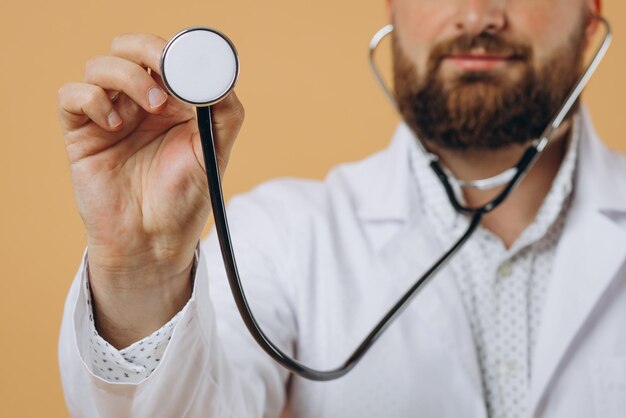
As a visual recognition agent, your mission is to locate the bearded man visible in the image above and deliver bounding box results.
[57,0,626,416]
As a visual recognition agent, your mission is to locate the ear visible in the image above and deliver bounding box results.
[385,0,394,24]
[584,0,602,46]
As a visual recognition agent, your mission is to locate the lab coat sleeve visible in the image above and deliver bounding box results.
[58,187,298,418]
[82,250,187,384]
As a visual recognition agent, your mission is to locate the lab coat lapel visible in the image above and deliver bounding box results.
[530,110,626,413]
[384,221,486,399]
[359,125,485,407]
[416,258,486,402]
[374,215,486,411]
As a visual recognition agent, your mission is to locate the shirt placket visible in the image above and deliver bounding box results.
[493,249,532,418]
[458,230,530,418]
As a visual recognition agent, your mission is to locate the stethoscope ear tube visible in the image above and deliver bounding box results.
[447,15,610,213]
[369,15,612,193]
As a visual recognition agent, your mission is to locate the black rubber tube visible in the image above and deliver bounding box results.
[197,105,484,381]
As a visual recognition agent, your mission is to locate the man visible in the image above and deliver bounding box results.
[57,0,626,416]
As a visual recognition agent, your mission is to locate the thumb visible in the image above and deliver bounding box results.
[192,90,245,176]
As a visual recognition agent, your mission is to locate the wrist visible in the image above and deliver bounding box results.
[86,236,198,285]
[87,246,197,349]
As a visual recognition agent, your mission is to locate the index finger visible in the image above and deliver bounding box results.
[110,33,167,77]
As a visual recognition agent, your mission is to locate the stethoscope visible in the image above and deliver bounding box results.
[159,17,612,381]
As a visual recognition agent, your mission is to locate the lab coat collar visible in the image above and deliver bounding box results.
[354,123,418,222]
[356,107,626,224]
[530,107,626,414]
[569,107,626,214]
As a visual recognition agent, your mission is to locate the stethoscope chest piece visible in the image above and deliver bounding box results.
[160,27,239,106]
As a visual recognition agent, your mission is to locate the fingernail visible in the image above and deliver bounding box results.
[108,110,122,128]
[148,87,168,108]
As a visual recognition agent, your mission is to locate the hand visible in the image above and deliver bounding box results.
[57,33,244,346]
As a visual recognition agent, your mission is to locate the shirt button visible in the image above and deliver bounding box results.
[497,261,513,278]
[499,360,518,379]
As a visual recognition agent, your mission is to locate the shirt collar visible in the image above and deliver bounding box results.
[354,106,626,225]
[572,107,626,215]
[408,113,581,250]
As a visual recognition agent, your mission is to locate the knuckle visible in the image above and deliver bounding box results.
[57,82,78,107]
[111,33,164,56]
[83,85,103,106]
[226,97,245,123]
[83,55,104,77]
[110,33,131,53]
[216,152,230,171]
[233,103,245,123]
[213,95,245,129]
[57,84,68,102]
[149,34,167,51]
[120,67,136,85]
[139,33,166,46]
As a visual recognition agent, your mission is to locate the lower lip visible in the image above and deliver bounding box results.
[445,56,514,71]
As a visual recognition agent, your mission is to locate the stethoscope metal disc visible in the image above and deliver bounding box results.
[161,27,239,106]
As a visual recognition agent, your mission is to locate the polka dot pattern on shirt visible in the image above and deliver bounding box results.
[408,115,581,417]
[83,249,198,383]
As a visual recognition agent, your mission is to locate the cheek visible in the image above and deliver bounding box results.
[511,10,549,63]
[393,1,457,73]
[509,2,584,64]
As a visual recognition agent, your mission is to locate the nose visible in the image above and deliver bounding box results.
[453,0,508,36]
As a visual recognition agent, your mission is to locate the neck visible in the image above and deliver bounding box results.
[427,119,573,248]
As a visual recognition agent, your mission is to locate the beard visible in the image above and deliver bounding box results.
[392,22,587,151]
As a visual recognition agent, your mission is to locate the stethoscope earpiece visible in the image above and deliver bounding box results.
[160,27,239,106]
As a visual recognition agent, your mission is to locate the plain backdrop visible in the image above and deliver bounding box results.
[1,1,625,416]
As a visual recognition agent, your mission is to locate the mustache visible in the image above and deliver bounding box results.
[428,33,532,70]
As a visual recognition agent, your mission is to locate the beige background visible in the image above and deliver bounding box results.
[0,0,624,416]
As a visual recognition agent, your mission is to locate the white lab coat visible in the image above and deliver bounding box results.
[59,109,626,418]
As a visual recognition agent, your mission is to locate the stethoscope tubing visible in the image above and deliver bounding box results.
[198,105,484,380]
[196,15,611,381]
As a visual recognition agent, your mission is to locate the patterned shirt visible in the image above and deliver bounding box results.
[81,251,197,383]
[408,116,580,417]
